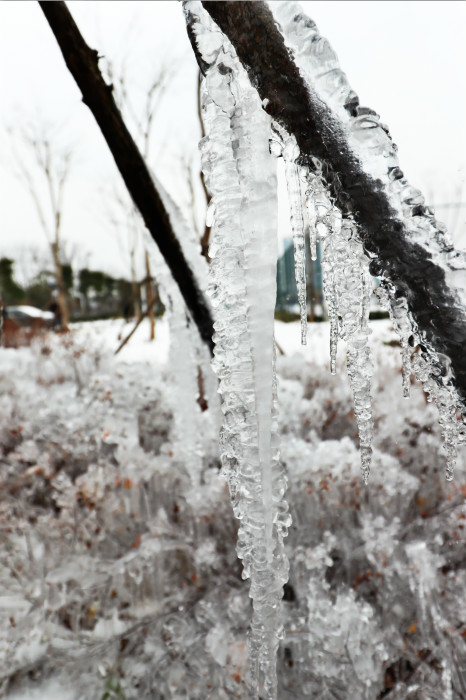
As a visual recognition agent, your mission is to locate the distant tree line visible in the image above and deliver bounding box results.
[0,256,161,322]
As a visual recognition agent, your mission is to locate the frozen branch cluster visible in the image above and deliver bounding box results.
[269,0,465,479]
[184,1,466,694]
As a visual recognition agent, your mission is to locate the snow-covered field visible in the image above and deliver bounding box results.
[1,318,465,699]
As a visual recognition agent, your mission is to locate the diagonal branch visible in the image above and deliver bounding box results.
[193,1,466,407]
[39,0,214,353]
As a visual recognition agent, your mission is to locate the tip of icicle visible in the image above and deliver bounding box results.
[360,446,372,485]
[301,322,307,345]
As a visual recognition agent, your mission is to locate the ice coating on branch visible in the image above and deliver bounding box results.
[270,0,465,478]
[186,3,290,698]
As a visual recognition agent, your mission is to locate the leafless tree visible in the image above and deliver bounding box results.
[103,56,178,339]
[10,121,73,329]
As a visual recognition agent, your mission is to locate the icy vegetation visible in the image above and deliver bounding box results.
[1,321,466,700]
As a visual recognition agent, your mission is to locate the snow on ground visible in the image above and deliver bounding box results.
[1,317,466,699]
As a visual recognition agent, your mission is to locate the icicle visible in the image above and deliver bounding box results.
[411,347,459,481]
[385,291,412,398]
[305,177,318,262]
[272,126,308,345]
[141,177,209,486]
[322,208,374,482]
[304,170,339,373]
[376,282,459,481]
[187,3,290,697]
[375,286,409,397]
[323,208,340,376]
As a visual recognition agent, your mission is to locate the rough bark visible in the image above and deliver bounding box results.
[193,1,466,407]
[145,250,156,341]
[51,242,69,330]
[39,1,214,353]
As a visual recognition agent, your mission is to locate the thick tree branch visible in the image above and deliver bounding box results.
[194,1,466,406]
[39,1,214,353]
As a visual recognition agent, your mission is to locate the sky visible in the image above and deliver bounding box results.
[0,1,465,282]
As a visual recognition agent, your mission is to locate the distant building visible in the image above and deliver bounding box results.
[276,238,324,318]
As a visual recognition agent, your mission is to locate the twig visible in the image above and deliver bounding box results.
[114,296,157,356]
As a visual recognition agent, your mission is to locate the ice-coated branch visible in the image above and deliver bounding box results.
[197,1,466,410]
[39,1,214,353]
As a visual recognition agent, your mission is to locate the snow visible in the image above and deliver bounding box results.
[73,318,170,366]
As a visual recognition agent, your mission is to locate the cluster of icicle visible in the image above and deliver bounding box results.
[271,124,374,483]
[270,0,465,480]
[185,2,291,698]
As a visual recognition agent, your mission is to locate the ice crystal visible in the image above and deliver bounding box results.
[183,0,464,695]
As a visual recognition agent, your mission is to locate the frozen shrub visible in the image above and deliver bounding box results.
[0,321,465,698]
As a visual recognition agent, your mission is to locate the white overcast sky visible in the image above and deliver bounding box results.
[0,1,465,280]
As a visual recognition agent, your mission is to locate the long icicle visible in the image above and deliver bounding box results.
[274,126,308,345]
[187,3,290,697]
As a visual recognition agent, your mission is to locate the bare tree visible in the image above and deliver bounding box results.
[104,57,177,338]
[10,121,73,329]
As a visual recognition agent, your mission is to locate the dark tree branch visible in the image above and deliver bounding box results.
[39,1,214,353]
[194,1,466,407]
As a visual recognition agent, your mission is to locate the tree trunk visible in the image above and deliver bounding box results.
[145,249,155,341]
[51,241,69,330]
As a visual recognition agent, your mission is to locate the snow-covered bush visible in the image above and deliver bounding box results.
[1,320,465,699]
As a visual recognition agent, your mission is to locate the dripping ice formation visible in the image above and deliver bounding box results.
[271,124,375,481]
[270,125,308,345]
[269,0,465,479]
[186,2,290,698]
